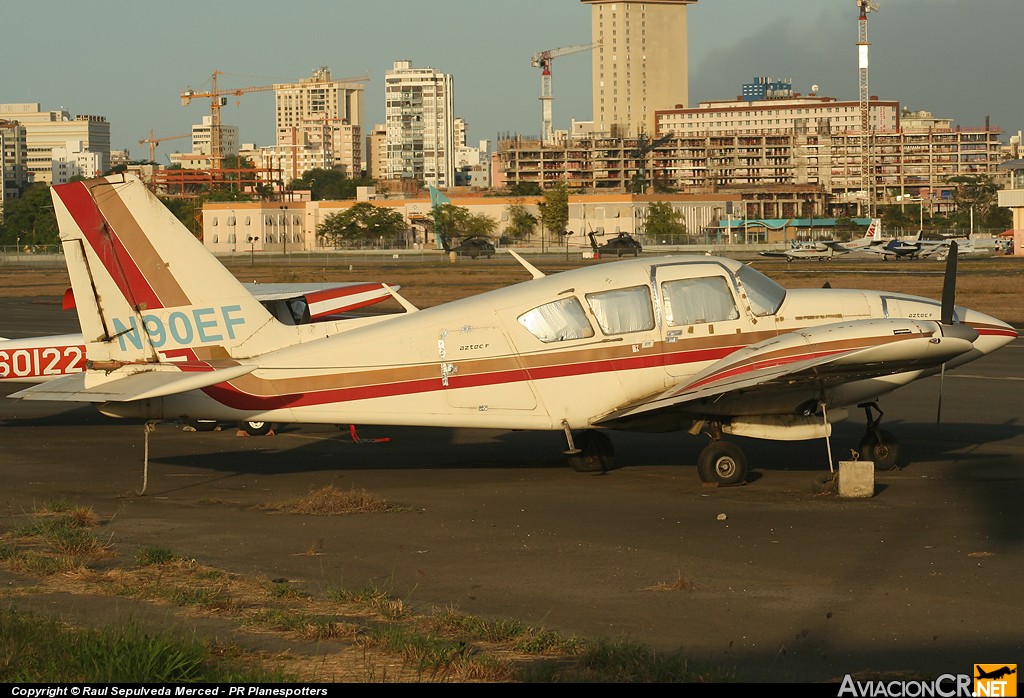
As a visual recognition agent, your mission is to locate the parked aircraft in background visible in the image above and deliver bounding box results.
[12,175,1017,485]
[758,221,881,261]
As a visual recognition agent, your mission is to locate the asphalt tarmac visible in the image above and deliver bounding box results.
[1,299,1022,682]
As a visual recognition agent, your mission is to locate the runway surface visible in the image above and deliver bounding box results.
[1,299,1022,682]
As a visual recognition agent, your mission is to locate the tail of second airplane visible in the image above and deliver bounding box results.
[845,218,883,249]
[50,175,294,367]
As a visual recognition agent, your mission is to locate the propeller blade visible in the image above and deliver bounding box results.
[940,241,959,325]
[936,363,945,427]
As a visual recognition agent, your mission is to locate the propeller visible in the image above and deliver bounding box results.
[936,241,976,427]
[940,241,958,325]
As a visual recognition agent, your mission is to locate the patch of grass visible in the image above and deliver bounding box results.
[267,581,306,600]
[265,485,409,516]
[247,609,350,641]
[518,638,736,683]
[169,586,235,611]
[0,608,289,683]
[326,583,408,620]
[135,546,179,566]
[429,607,526,643]
[360,623,471,675]
[643,571,698,592]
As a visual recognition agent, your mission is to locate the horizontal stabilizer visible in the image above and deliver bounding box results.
[11,363,254,403]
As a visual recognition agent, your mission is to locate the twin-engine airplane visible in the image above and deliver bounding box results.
[11,175,1017,485]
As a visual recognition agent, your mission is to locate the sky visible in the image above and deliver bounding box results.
[4,0,1020,165]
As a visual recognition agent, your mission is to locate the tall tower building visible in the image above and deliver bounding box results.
[582,0,697,138]
[384,60,455,188]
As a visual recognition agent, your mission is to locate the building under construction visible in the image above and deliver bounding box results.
[497,96,1005,217]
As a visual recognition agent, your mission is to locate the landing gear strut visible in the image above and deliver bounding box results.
[563,424,614,473]
[697,422,748,486]
[858,402,900,471]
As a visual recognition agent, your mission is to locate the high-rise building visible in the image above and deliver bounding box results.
[269,66,366,179]
[1,119,28,205]
[0,104,109,185]
[582,0,698,138]
[384,60,455,188]
[193,115,239,159]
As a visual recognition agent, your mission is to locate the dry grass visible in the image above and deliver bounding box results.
[262,485,410,516]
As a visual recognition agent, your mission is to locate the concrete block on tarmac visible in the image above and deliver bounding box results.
[838,460,875,498]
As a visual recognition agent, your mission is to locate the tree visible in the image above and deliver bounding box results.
[0,184,59,246]
[540,181,569,238]
[502,203,538,242]
[507,181,542,196]
[431,204,497,241]
[643,201,686,241]
[946,174,1010,231]
[318,202,406,245]
[290,168,374,201]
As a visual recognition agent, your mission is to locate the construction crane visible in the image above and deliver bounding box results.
[857,0,879,216]
[531,42,599,145]
[180,72,275,171]
[180,70,370,173]
[138,130,191,163]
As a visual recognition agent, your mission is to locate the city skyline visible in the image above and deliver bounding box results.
[4,0,1020,167]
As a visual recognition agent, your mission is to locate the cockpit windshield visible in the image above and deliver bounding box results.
[735,264,786,316]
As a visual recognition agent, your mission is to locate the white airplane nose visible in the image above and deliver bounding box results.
[961,309,1018,354]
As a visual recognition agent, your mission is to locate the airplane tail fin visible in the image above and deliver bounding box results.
[51,175,291,366]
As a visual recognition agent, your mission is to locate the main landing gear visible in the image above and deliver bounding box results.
[560,421,750,485]
[696,422,749,486]
[857,402,900,470]
[562,424,615,473]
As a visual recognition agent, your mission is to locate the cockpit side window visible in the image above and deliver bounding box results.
[517,297,595,343]
[662,276,740,326]
[585,286,655,336]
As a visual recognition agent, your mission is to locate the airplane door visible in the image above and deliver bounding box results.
[438,324,538,411]
[654,262,753,378]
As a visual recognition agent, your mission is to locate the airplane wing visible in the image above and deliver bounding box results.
[241,282,396,321]
[595,318,978,425]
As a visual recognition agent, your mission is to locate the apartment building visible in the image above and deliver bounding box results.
[192,115,239,158]
[51,140,103,184]
[583,0,697,138]
[498,96,1003,215]
[0,104,109,185]
[268,66,366,180]
[385,60,455,188]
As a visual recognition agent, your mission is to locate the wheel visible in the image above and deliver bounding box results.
[186,418,219,432]
[567,430,615,473]
[697,441,748,486]
[240,421,273,437]
[859,429,899,470]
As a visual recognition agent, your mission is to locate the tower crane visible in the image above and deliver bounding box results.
[857,0,879,216]
[138,130,191,164]
[531,41,599,145]
[180,70,370,173]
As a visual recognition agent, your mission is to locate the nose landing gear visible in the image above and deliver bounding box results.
[857,402,900,470]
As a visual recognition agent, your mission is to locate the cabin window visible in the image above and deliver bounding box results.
[585,286,655,335]
[518,297,595,343]
[662,277,739,326]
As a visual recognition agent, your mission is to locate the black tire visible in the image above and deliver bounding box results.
[697,441,748,486]
[567,430,615,473]
[859,429,899,470]
[187,419,219,432]
[241,421,273,437]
